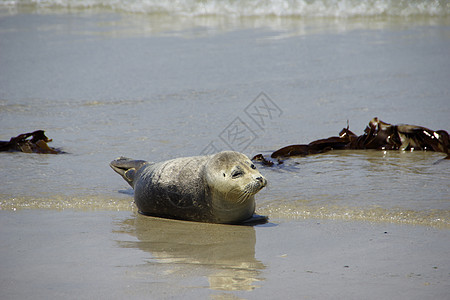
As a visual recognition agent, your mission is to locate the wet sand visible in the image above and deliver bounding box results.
[1,210,449,299]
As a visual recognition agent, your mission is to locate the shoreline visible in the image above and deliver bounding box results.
[1,194,450,229]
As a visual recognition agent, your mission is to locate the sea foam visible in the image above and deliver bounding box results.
[1,0,448,17]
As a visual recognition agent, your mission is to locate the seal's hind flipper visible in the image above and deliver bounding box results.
[110,157,148,187]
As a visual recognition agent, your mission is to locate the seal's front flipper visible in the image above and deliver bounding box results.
[240,214,269,226]
[110,157,148,187]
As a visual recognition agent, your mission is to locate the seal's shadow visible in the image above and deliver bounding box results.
[115,213,266,291]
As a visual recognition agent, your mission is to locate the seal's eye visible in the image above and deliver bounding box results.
[250,164,256,169]
[231,170,243,179]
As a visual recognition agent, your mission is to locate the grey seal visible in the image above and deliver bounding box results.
[110,151,267,224]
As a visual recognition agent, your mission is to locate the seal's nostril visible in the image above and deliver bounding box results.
[256,176,267,186]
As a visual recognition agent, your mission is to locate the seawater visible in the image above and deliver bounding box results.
[0,2,449,227]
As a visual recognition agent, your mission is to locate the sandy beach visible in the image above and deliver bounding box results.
[1,1,450,299]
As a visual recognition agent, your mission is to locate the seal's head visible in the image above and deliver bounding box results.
[205,151,267,222]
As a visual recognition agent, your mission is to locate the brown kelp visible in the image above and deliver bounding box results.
[0,130,64,154]
[253,118,449,164]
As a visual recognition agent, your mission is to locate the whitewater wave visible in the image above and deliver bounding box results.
[1,0,449,18]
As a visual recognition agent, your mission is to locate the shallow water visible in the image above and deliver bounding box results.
[1,5,450,229]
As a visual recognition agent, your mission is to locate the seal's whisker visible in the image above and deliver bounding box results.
[236,190,252,205]
[224,186,244,199]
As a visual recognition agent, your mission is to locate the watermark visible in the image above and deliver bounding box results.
[200,92,282,155]
[245,92,282,130]
[201,141,221,156]
[219,117,258,151]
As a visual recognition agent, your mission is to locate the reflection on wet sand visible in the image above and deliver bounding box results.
[115,213,265,291]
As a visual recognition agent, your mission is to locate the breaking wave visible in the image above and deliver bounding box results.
[1,0,449,18]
